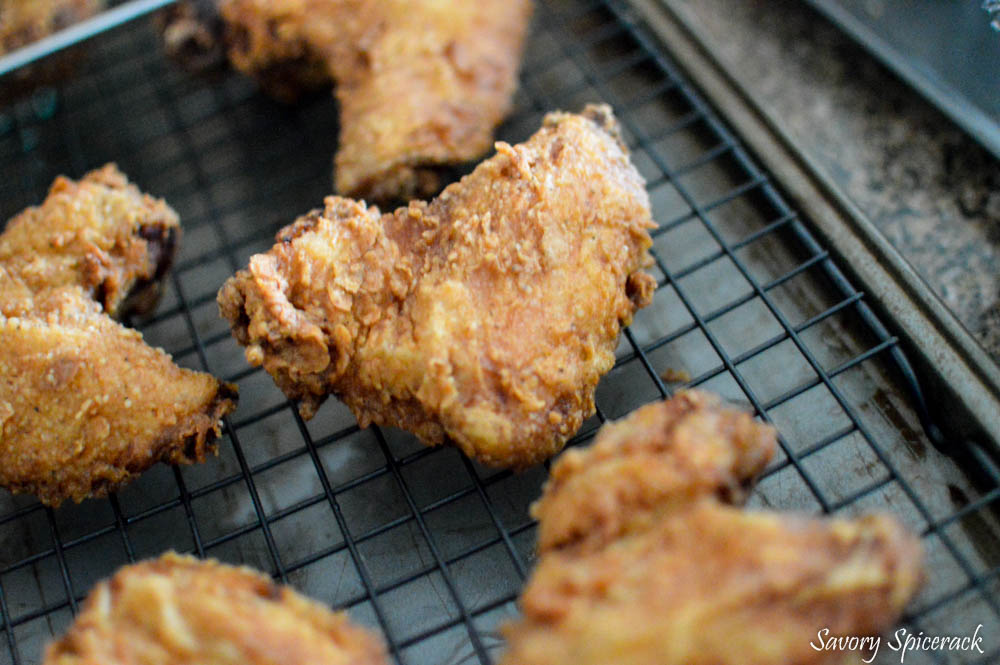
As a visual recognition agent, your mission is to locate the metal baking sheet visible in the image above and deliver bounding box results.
[802,0,1000,160]
[1,1,998,664]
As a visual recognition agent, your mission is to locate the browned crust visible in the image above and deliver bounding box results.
[203,0,533,203]
[503,502,925,665]
[218,105,656,469]
[2,382,237,506]
[44,552,388,665]
[500,391,925,665]
[531,390,778,554]
[0,166,238,507]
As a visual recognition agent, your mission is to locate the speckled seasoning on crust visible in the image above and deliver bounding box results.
[501,392,925,665]
[0,165,237,507]
[43,552,388,665]
[531,390,777,554]
[218,105,656,469]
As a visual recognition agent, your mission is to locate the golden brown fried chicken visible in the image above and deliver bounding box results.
[0,165,237,506]
[168,0,532,202]
[532,391,777,554]
[0,0,102,54]
[44,552,388,665]
[0,289,237,505]
[503,500,924,665]
[503,392,924,665]
[1,165,179,319]
[219,105,656,469]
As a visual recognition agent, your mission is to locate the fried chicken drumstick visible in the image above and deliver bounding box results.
[44,552,388,665]
[502,392,924,665]
[165,0,532,202]
[219,105,656,469]
[0,165,237,506]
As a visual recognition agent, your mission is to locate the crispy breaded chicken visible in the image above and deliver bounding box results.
[0,165,237,506]
[219,105,656,469]
[1,165,179,319]
[502,392,924,665]
[532,391,777,554]
[503,500,924,665]
[166,0,532,202]
[0,0,102,54]
[44,552,388,665]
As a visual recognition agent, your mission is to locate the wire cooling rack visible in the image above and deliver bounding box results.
[1,1,999,664]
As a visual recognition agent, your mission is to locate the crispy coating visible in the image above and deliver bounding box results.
[503,500,924,665]
[0,0,102,54]
[0,165,237,506]
[44,552,388,665]
[0,290,237,504]
[1,165,179,319]
[196,0,532,202]
[532,391,777,554]
[219,105,656,469]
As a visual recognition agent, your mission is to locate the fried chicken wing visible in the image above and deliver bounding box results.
[502,392,924,665]
[44,552,388,665]
[503,500,924,665]
[532,391,777,554]
[0,165,237,506]
[219,105,656,469]
[1,165,179,319]
[167,0,532,202]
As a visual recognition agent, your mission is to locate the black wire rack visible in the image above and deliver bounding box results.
[1,1,999,664]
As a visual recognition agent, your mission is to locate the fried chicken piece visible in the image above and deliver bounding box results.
[503,500,924,665]
[0,165,237,506]
[532,391,777,554]
[0,0,102,54]
[44,552,388,665]
[1,165,179,319]
[167,0,532,202]
[0,289,237,505]
[219,105,656,469]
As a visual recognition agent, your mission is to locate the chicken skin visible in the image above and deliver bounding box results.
[44,552,388,665]
[532,391,777,554]
[166,0,532,202]
[502,393,925,665]
[1,165,179,320]
[0,165,237,506]
[503,500,924,665]
[219,105,656,469]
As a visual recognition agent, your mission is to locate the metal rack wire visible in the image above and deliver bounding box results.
[1,1,998,664]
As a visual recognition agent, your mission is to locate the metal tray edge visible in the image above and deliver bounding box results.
[800,0,1000,163]
[0,0,176,79]
[628,0,1000,460]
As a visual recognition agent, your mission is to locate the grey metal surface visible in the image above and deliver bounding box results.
[801,0,1000,160]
